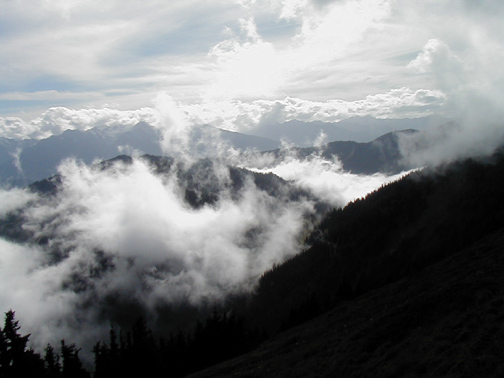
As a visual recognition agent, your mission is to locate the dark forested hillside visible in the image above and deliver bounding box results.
[244,149,504,335]
[189,226,504,378]
[183,149,504,377]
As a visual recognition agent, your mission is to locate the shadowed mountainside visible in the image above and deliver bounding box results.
[276,129,418,174]
[184,150,504,378]
[187,226,504,378]
[240,150,504,338]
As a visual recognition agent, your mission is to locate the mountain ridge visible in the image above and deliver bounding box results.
[0,123,280,186]
[249,115,445,146]
[267,129,419,174]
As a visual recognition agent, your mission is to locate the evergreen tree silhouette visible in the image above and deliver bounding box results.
[0,310,46,377]
[44,344,61,378]
[0,325,9,378]
[60,340,89,378]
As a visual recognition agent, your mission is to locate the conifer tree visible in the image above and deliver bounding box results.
[44,344,61,378]
[0,310,46,377]
[60,340,89,378]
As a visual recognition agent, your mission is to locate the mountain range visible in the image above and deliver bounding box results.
[266,128,418,174]
[189,227,504,378]
[249,115,445,146]
[0,117,433,186]
[0,122,280,186]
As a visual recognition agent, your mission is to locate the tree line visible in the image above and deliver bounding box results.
[0,309,264,378]
[0,310,89,378]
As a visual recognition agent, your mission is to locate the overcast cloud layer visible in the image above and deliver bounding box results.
[1,1,502,121]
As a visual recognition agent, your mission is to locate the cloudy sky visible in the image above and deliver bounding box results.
[2,0,503,137]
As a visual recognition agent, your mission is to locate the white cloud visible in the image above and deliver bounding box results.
[0,0,439,115]
[244,151,413,206]
[399,18,504,166]
[0,107,160,140]
[0,155,313,360]
[1,0,503,165]
[407,39,463,75]
[0,188,36,217]
[205,18,286,100]
[182,89,445,133]
[0,87,445,140]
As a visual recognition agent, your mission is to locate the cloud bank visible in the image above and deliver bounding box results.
[0,155,314,362]
[398,28,504,166]
[242,149,414,207]
[0,107,160,140]
[0,89,445,140]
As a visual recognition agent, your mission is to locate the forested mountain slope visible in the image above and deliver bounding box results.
[185,150,504,378]
[243,150,504,336]
[188,226,504,378]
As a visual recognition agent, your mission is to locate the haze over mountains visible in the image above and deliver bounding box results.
[0,122,277,186]
[0,103,503,376]
[0,116,443,186]
[250,115,445,146]
[0,113,437,369]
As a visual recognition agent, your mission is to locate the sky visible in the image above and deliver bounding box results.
[2,0,504,138]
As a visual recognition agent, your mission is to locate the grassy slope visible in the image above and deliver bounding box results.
[188,226,504,377]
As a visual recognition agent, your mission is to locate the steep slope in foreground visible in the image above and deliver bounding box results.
[188,227,504,378]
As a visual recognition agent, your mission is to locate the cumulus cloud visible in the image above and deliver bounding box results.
[183,89,445,134]
[399,30,504,166]
[153,93,193,155]
[0,155,314,362]
[407,39,463,75]
[2,0,503,126]
[205,17,285,100]
[243,149,413,207]
[0,107,160,140]
[0,87,445,140]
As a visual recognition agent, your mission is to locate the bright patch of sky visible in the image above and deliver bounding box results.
[1,0,504,137]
